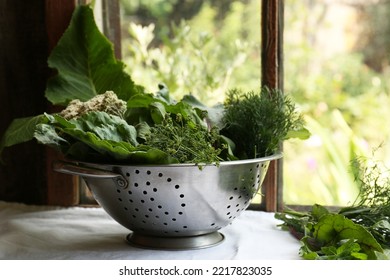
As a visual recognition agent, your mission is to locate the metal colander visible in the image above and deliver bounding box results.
[54,153,281,250]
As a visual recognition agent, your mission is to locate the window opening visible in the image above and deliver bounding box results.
[283,0,390,207]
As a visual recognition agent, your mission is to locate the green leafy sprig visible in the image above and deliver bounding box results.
[144,113,224,164]
[275,156,390,260]
[221,87,309,159]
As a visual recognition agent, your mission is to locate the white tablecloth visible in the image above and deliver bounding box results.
[0,201,301,260]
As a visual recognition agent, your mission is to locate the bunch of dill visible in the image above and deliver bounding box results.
[221,87,304,159]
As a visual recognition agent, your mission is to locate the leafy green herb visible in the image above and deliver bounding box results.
[144,114,224,164]
[221,87,310,159]
[275,156,390,260]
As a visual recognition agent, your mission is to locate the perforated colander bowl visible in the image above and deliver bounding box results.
[54,153,281,250]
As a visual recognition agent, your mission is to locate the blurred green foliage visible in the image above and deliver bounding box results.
[119,0,390,206]
[120,0,260,105]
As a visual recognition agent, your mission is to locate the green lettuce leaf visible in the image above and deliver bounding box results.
[45,5,143,105]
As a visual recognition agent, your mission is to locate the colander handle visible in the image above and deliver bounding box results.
[52,161,128,188]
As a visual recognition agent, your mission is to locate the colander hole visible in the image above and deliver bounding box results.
[234,187,238,191]
[158,205,162,209]
[238,195,242,199]
[227,205,231,209]
[129,199,133,203]
[135,208,139,212]
[153,188,157,192]
[155,215,160,218]
[158,173,163,177]
[178,212,183,215]
[229,216,233,219]
[126,172,130,177]
[132,215,136,218]
[143,191,147,195]
[210,223,215,226]
[164,231,168,234]
[148,208,153,212]
[236,204,240,207]
[183,226,188,229]
[227,212,231,215]
[145,215,149,218]
[118,198,122,202]
[135,170,140,174]
[175,231,179,233]
[256,164,260,168]
[250,168,253,172]
[229,196,234,200]
[167,178,172,182]
[134,183,138,187]
[175,185,180,189]
[141,200,145,203]
[172,218,176,221]
[164,211,169,215]
[142,220,146,224]
[147,170,151,175]
[124,207,128,211]
[150,197,155,201]
[128,191,132,195]
[146,181,151,186]
[179,194,184,198]
[116,189,121,193]
[181,203,186,207]
[236,209,240,212]
[163,223,168,226]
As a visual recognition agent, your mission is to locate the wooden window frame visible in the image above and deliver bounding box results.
[43,0,285,211]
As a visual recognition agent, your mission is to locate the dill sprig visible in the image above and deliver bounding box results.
[350,155,390,207]
[145,113,223,164]
[339,155,390,248]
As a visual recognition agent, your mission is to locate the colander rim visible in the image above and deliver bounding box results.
[68,153,282,168]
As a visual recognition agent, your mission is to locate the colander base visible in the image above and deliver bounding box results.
[126,231,224,250]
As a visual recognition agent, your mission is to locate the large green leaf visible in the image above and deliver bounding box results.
[0,115,45,158]
[45,5,142,105]
[34,112,177,164]
[66,112,139,146]
[181,94,224,127]
[312,213,383,259]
